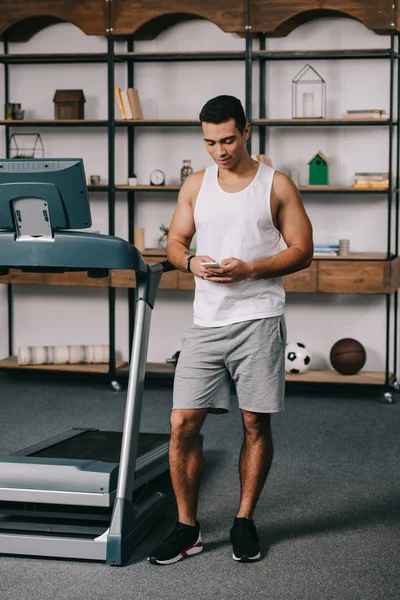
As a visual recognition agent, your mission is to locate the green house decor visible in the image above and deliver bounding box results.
[308,151,330,186]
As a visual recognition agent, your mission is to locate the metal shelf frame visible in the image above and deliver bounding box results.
[255,32,400,400]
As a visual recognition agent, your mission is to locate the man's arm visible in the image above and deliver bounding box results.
[248,171,313,279]
[166,171,215,273]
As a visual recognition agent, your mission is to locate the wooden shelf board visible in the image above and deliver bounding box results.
[0,120,108,126]
[116,51,245,59]
[253,118,390,126]
[87,185,109,192]
[115,119,200,125]
[118,362,176,376]
[115,185,390,194]
[253,48,391,56]
[0,356,127,374]
[314,252,393,260]
[117,364,391,386]
[1,255,398,295]
[116,185,180,191]
[143,248,168,256]
[0,53,108,63]
[0,270,110,287]
[285,369,390,385]
[299,185,391,192]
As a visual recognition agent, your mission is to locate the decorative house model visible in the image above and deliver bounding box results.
[308,151,330,185]
[9,133,44,159]
[53,89,85,120]
[292,64,326,119]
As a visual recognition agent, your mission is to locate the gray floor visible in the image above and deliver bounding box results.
[0,374,399,600]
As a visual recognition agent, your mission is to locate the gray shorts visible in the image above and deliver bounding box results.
[173,316,286,414]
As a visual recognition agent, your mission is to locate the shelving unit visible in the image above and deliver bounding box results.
[0,8,399,401]
[252,33,400,402]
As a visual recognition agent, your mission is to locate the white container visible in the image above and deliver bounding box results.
[33,346,46,364]
[54,346,69,364]
[69,345,85,364]
[128,177,137,186]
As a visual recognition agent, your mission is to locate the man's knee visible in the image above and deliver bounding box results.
[241,410,271,439]
[170,409,206,441]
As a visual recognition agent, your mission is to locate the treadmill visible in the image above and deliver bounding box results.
[0,158,174,565]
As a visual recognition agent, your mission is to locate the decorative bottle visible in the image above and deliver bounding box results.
[180,160,193,184]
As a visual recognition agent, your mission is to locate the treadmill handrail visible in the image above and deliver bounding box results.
[0,231,177,276]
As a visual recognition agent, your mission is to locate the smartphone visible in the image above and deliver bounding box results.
[201,262,221,268]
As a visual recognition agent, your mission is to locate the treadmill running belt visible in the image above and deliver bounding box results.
[31,431,170,463]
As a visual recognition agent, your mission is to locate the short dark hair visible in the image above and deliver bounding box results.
[199,95,247,134]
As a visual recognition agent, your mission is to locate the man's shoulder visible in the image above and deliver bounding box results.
[271,170,293,192]
[183,169,207,191]
[178,169,207,205]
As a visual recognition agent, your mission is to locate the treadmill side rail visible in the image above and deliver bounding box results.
[0,486,115,507]
[0,532,107,562]
[0,457,119,494]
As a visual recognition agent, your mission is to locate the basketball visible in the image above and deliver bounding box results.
[330,338,366,375]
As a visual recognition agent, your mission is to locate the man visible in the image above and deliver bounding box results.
[148,95,313,565]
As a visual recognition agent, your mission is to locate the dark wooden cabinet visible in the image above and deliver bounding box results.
[250,1,395,36]
[110,0,247,38]
[1,1,399,41]
[0,0,108,41]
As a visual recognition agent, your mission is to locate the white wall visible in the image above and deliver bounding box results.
[0,17,397,373]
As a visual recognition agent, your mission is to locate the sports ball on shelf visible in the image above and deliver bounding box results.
[285,342,312,374]
[330,338,366,375]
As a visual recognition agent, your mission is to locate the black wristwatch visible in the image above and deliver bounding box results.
[185,255,195,272]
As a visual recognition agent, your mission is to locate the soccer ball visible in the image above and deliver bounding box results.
[285,342,312,374]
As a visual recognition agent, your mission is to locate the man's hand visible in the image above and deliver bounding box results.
[189,255,220,279]
[204,257,251,284]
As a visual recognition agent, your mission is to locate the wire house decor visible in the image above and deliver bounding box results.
[9,133,45,159]
[292,64,326,119]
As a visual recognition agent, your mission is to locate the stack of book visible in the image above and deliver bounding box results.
[353,172,389,189]
[313,244,339,257]
[115,87,144,120]
[341,109,388,120]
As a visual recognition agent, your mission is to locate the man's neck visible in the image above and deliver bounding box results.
[218,155,258,179]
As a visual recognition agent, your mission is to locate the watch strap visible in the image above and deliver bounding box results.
[186,255,195,272]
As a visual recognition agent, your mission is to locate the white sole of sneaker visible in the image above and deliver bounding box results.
[148,533,203,565]
[232,551,261,562]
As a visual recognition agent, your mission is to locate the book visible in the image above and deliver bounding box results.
[354,172,388,177]
[127,88,144,120]
[114,87,126,120]
[341,112,388,119]
[121,90,133,120]
[353,182,389,189]
[346,109,386,114]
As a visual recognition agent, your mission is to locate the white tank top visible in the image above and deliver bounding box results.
[193,162,285,327]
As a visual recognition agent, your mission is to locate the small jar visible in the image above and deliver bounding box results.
[180,160,193,185]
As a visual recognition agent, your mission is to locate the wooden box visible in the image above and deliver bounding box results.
[53,90,85,120]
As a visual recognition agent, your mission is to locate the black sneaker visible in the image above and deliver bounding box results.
[230,517,261,562]
[147,521,203,565]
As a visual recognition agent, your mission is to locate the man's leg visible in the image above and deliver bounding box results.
[229,410,273,562]
[169,408,208,525]
[237,410,273,518]
[147,407,208,565]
